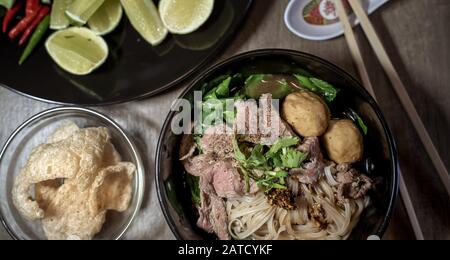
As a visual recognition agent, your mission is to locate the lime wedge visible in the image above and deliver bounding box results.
[50,0,73,30]
[120,0,168,46]
[159,0,214,35]
[45,27,109,75]
[66,0,105,25]
[88,0,123,36]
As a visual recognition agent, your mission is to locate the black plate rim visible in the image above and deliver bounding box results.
[0,0,253,107]
[155,48,400,240]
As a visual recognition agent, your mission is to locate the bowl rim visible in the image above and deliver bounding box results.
[0,106,145,240]
[156,48,399,240]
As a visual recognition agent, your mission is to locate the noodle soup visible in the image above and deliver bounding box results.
[156,50,399,240]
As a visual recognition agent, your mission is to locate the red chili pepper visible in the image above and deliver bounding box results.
[2,1,23,33]
[25,0,40,17]
[8,5,41,40]
[19,6,49,46]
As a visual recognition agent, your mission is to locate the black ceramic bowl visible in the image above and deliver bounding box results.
[156,49,399,240]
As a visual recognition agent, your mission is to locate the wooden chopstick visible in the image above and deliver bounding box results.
[400,173,425,240]
[346,0,450,197]
[334,0,375,95]
[334,0,424,240]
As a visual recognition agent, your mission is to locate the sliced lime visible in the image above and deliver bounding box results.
[159,0,214,35]
[50,0,73,30]
[66,0,105,25]
[88,0,123,36]
[120,0,168,46]
[45,27,109,75]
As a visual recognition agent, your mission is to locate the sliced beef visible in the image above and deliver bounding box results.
[183,151,258,239]
[259,93,295,145]
[336,169,373,201]
[336,169,356,184]
[196,191,229,240]
[234,94,294,145]
[336,163,350,173]
[196,192,213,233]
[289,159,324,184]
[209,195,230,240]
[182,154,216,177]
[194,157,261,239]
[212,160,245,198]
[200,124,234,159]
[179,134,196,161]
[297,137,322,160]
[234,100,261,143]
[196,169,231,240]
[289,137,325,184]
[212,160,259,199]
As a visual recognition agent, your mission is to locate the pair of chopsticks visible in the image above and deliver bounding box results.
[334,0,450,240]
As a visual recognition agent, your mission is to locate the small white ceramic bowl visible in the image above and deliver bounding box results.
[284,0,389,41]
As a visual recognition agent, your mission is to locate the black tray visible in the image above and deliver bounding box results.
[0,0,252,105]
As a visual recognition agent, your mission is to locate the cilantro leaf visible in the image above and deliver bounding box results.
[265,137,300,159]
[280,147,307,168]
[233,139,247,163]
[247,144,268,169]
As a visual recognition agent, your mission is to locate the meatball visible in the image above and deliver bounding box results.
[322,119,364,164]
[282,91,330,137]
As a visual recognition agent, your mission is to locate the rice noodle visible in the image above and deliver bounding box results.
[226,175,369,240]
[324,166,339,186]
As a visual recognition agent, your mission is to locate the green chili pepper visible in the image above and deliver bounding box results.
[19,14,49,65]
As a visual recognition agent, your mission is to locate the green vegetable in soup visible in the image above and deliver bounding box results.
[233,136,304,192]
[186,174,201,205]
[265,137,300,159]
[244,74,295,99]
[345,109,368,135]
[279,147,308,169]
[164,179,184,215]
[294,74,339,102]
[355,113,368,135]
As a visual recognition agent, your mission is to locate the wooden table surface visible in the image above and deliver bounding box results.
[1,0,449,240]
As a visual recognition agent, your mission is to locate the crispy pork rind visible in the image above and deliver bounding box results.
[35,180,62,212]
[103,142,122,166]
[12,127,111,220]
[12,145,81,220]
[90,162,135,213]
[35,134,122,212]
[37,163,134,240]
[46,121,80,143]
[40,182,107,240]
[13,122,136,240]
